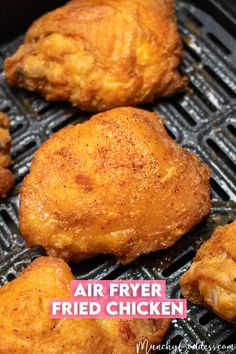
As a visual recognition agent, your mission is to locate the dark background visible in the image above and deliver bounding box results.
[219,0,236,15]
[0,0,67,42]
[0,0,235,42]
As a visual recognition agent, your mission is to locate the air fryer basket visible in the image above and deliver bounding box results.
[0,0,236,352]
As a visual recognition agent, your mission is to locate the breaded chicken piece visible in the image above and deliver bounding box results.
[19,107,211,264]
[180,220,236,323]
[4,0,186,112]
[0,112,14,197]
[0,256,170,354]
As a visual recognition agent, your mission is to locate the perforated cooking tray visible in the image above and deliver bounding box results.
[0,0,236,352]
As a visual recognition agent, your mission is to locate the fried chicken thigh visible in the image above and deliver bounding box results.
[180,220,236,323]
[0,256,170,353]
[19,107,211,263]
[4,0,186,112]
[0,112,14,197]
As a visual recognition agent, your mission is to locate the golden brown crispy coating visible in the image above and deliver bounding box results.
[0,112,10,129]
[4,0,186,112]
[0,256,170,353]
[180,220,236,323]
[0,168,14,198]
[19,107,211,264]
[0,112,14,197]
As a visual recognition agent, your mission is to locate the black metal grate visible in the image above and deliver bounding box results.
[0,0,236,352]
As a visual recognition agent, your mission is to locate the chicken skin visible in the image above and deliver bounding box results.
[4,0,186,112]
[180,220,236,323]
[19,107,211,264]
[0,256,170,354]
[0,112,14,197]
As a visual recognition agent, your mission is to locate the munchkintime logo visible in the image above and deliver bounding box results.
[50,280,186,318]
